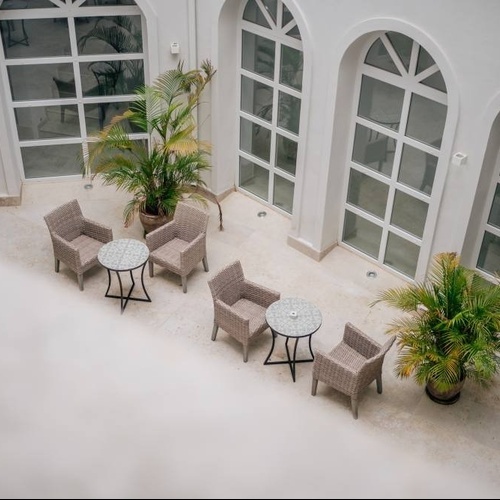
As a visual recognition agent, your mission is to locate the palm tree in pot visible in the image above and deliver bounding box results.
[84,59,220,233]
[372,252,500,404]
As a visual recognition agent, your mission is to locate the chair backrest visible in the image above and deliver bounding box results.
[44,199,84,241]
[175,202,209,242]
[208,260,245,306]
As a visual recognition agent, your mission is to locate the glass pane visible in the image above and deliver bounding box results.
[487,184,500,229]
[477,231,500,275]
[391,190,428,238]
[1,18,71,59]
[364,39,400,75]
[76,16,143,55]
[8,63,73,101]
[240,117,271,162]
[239,156,269,201]
[358,75,404,132]
[347,169,389,219]
[21,143,82,179]
[273,174,294,213]
[280,45,303,91]
[398,143,437,195]
[262,0,277,24]
[242,0,271,28]
[352,123,394,177]
[421,71,447,93]
[15,105,80,140]
[85,101,139,134]
[276,134,297,175]
[343,211,382,259]
[406,93,447,148]
[1,0,55,8]
[387,32,413,71]
[81,0,137,5]
[240,75,272,121]
[80,59,144,97]
[384,232,420,278]
[416,46,435,74]
[282,2,293,27]
[278,91,300,134]
[286,25,301,40]
[241,31,275,80]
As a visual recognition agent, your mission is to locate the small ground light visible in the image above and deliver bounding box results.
[257,211,267,217]
[366,270,377,278]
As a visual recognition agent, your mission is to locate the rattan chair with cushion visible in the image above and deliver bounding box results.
[311,322,395,419]
[146,201,209,293]
[208,260,281,362]
[44,199,113,291]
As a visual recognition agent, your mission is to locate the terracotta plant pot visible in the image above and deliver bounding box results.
[425,377,466,405]
[139,211,172,235]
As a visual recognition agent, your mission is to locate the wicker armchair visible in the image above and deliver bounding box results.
[208,260,281,362]
[44,199,113,291]
[311,323,395,419]
[146,202,209,293]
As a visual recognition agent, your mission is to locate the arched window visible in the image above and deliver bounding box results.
[238,0,303,214]
[341,32,448,279]
[0,0,145,179]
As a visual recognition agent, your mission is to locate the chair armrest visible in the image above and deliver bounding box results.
[82,218,113,243]
[343,323,381,358]
[214,299,250,341]
[146,221,177,251]
[51,233,81,269]
[242,279,281,308]
[179,233,206,270]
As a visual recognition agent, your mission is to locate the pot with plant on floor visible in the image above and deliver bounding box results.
[84,59,222,234]
[372,252,500,405]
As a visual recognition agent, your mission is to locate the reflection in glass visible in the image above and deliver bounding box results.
[352,123,393,177]
[273,174,294,213]
[21,143,82,179]
[1,0,54,8]
[384,232,419,278]
[398,143,437,195]
[240,118,271,162]
[387,32,413,71]
[343,211,382,259]
[487,184,500,229]
[276,134,297,175]
[241,31,275,80]
[278,91,300,134]
[358,75,404,132]
[240,75,272,121]
[15,105,80,140]
[76,16,143,55]
[391,190,428,238]
[364,39,400,75]
[9,63,73,101]
[416,46,435,74]
[280,45,303,91]
[347,170,389,219]
[406,93,447,148]
[477,232,500,276]
[239,157,269,201]
[282,2,293,27]
[243,0,271,28]
[85,101,139,134]
[421,72,447,93]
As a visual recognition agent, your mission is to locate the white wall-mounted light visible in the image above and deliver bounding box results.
[170,42,180,54]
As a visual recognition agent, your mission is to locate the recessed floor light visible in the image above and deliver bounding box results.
[366,270,377,278]
[257,211,267,217]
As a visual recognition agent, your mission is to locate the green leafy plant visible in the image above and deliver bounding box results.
[84,59,222,230]
[372,252,500,398]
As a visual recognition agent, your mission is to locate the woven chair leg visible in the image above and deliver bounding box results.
[202,256,209,272]
[77,274,84,292]
[211,323,218,341]
[54,258,60,273]
[149,261,154,278]
[311,377,318,396]
[351,397,359,420]
[181,276,187,293]
[376,375,382,394]
[243,344,249,363]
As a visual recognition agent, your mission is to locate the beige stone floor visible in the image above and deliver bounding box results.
[0,178,499,499]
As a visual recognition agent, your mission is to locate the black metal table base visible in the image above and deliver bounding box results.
[104,263,151,313]
[264,331,315,382]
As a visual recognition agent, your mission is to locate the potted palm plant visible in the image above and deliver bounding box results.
[84,59,220,234]
[372,252,500,404]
